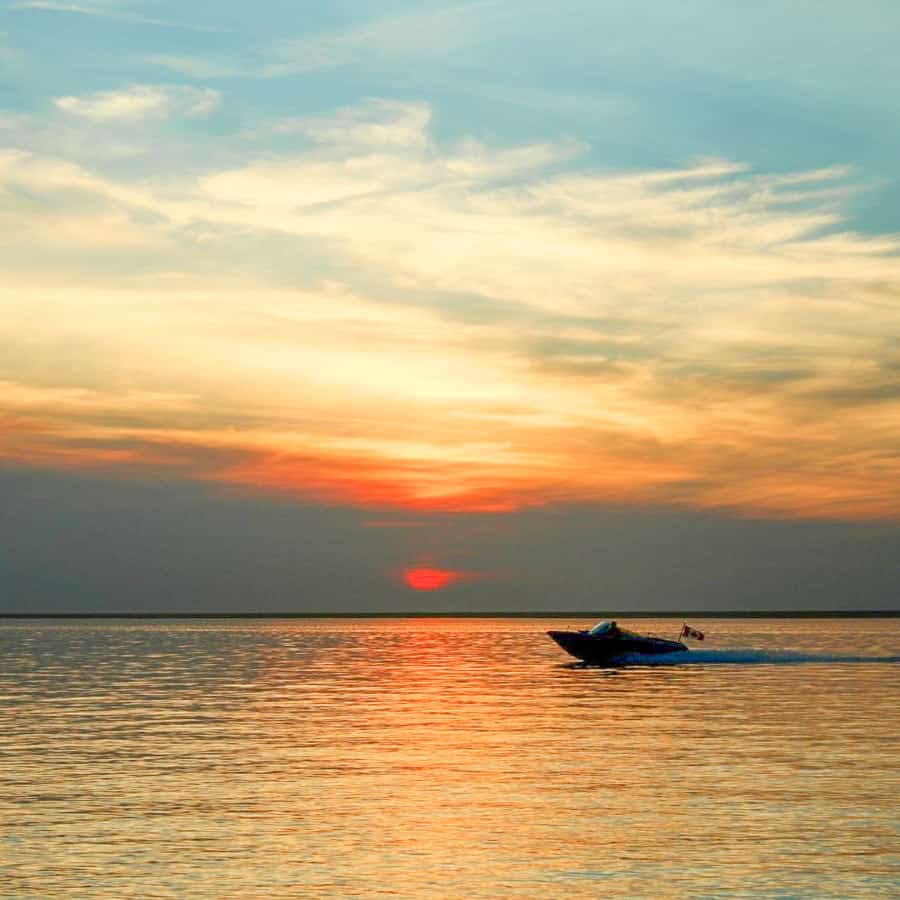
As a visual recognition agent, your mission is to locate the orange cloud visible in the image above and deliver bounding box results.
[2,101,900,521]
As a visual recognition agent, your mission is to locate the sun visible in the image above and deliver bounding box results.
[403,567,458,591]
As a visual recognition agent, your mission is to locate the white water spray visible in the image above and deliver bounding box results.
[608,649,900,666]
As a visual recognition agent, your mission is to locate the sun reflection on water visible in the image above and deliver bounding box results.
[2,617,898,897]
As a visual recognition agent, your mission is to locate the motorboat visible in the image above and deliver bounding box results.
[547,620,687,664]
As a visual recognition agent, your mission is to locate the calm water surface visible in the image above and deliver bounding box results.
[2,618,898,898]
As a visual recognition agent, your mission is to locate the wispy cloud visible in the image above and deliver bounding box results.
[142,55,242,80]
[139,1,513,81]
[12,0,224,32]
[14,1,110,11]
[272,99,434,150]
[264,1,508,76]
[2,100,899,520]
[53,84,220,121]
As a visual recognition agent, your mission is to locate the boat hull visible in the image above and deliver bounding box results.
[547,630,687,664]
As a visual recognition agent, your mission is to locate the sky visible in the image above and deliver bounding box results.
[2,1,899,613]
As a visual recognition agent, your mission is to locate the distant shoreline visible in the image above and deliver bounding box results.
[2,610,898,619]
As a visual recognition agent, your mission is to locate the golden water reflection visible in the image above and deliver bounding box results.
[2,618,898,897]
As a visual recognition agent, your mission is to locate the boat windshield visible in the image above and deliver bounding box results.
[588,620,615,635]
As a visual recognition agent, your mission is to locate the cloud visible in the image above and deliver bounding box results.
[143,55,242,80]
[14,1,113,11]
[138,2,514,81]
[0,150,165,224]
[272,99,434,150]
[12,0,223,32]
[264,1,509,76]
[53,84,220,121]
[2,100,899,521]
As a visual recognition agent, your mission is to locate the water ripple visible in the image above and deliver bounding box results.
[1,617,898,898]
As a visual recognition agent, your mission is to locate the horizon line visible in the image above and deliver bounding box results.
[2,610,899,619]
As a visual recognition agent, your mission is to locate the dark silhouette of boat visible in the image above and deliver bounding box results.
[547,620,687,664]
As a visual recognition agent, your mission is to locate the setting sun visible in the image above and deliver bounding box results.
[403,567,459,591]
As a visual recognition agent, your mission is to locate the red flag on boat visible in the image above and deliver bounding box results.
[680,624,705,641]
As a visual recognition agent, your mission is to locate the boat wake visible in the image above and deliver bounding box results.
[585,649,900,667]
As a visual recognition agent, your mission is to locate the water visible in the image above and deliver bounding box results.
[2,617,898,898]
